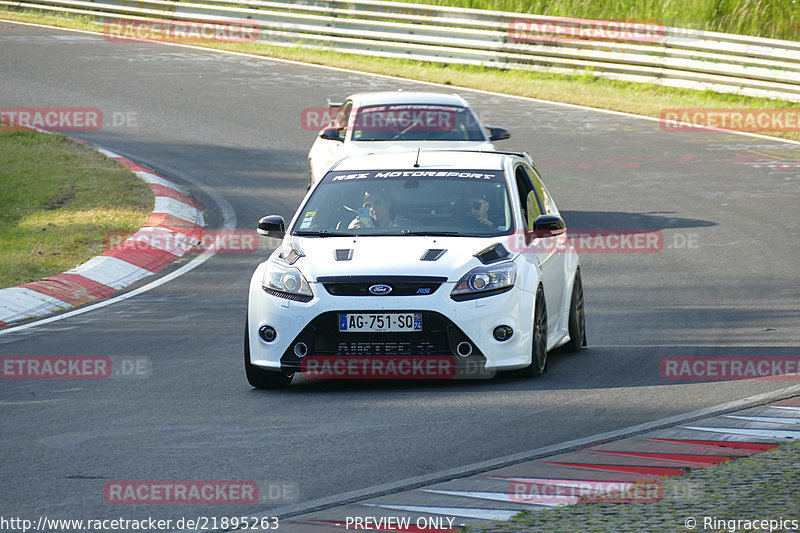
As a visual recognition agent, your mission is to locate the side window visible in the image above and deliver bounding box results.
[333,101,352,130]
[514,165,542,230]
[528,164,555,215]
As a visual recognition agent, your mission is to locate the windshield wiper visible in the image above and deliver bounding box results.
[294,230,465,237]
[400,230,462,236]
[293,230,353,237]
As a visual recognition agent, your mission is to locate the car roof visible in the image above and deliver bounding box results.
[348,91,470,107]
[330,150,516,172]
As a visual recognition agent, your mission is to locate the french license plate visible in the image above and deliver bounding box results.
[339,313,422,332]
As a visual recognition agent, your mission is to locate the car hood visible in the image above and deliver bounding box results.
[279,236,509,283]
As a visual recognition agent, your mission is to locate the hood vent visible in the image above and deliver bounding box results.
[421,249,446,261]
[335,249,353,261]
[475,243,511,265]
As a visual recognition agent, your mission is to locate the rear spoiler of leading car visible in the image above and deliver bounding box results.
[405,149,534,165]
[492,150,534,165]
[326,98,343,108]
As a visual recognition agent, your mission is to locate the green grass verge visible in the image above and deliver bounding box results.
[0,129,153,288]
[2,8,798,144]
[387,0,800,42]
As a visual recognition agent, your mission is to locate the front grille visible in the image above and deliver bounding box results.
[315,311,453,355]
[318,276,447,297]
[279,311,485,364]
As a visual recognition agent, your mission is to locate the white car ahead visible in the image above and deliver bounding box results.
[246,150,585,388]
[306,91,510,188]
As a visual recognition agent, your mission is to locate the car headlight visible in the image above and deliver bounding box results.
[262,261,313,300]
[451,262,516,300]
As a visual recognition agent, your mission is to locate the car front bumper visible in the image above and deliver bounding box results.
[247,263,536,377]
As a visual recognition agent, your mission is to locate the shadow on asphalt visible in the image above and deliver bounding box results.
[245,343,800,395]
[560,210,717,230]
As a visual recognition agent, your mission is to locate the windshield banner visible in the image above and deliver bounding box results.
[327,169,505,182]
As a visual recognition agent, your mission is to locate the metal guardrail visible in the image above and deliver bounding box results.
[3,0,800,102]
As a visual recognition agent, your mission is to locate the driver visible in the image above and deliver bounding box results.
[348,190,397,228]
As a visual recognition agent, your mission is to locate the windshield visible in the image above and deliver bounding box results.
[293,169,514,237]
[351,104,486,142]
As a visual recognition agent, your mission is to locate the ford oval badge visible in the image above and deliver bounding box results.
[369,284,393,295]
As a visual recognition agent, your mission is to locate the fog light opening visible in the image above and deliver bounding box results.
[293,342,308,358]
[259,325,277,342]
[493,325,513,341]
[456,341,473,358]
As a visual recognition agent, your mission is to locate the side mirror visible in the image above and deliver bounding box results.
[487,127,510,141]
[532,214,566,237]
[319,127,344,141]
[258,215,285,239]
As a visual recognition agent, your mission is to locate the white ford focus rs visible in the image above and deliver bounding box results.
[245,150,585,388]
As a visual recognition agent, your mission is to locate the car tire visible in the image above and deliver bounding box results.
[244,319,293,389]
[563,269,587,352]
[522,286,548,377]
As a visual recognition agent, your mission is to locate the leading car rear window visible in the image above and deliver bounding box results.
[351,105,486,142]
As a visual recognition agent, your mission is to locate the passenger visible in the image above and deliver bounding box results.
[462,194,494,228]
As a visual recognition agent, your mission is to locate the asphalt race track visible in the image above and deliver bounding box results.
[1,21,799,525]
